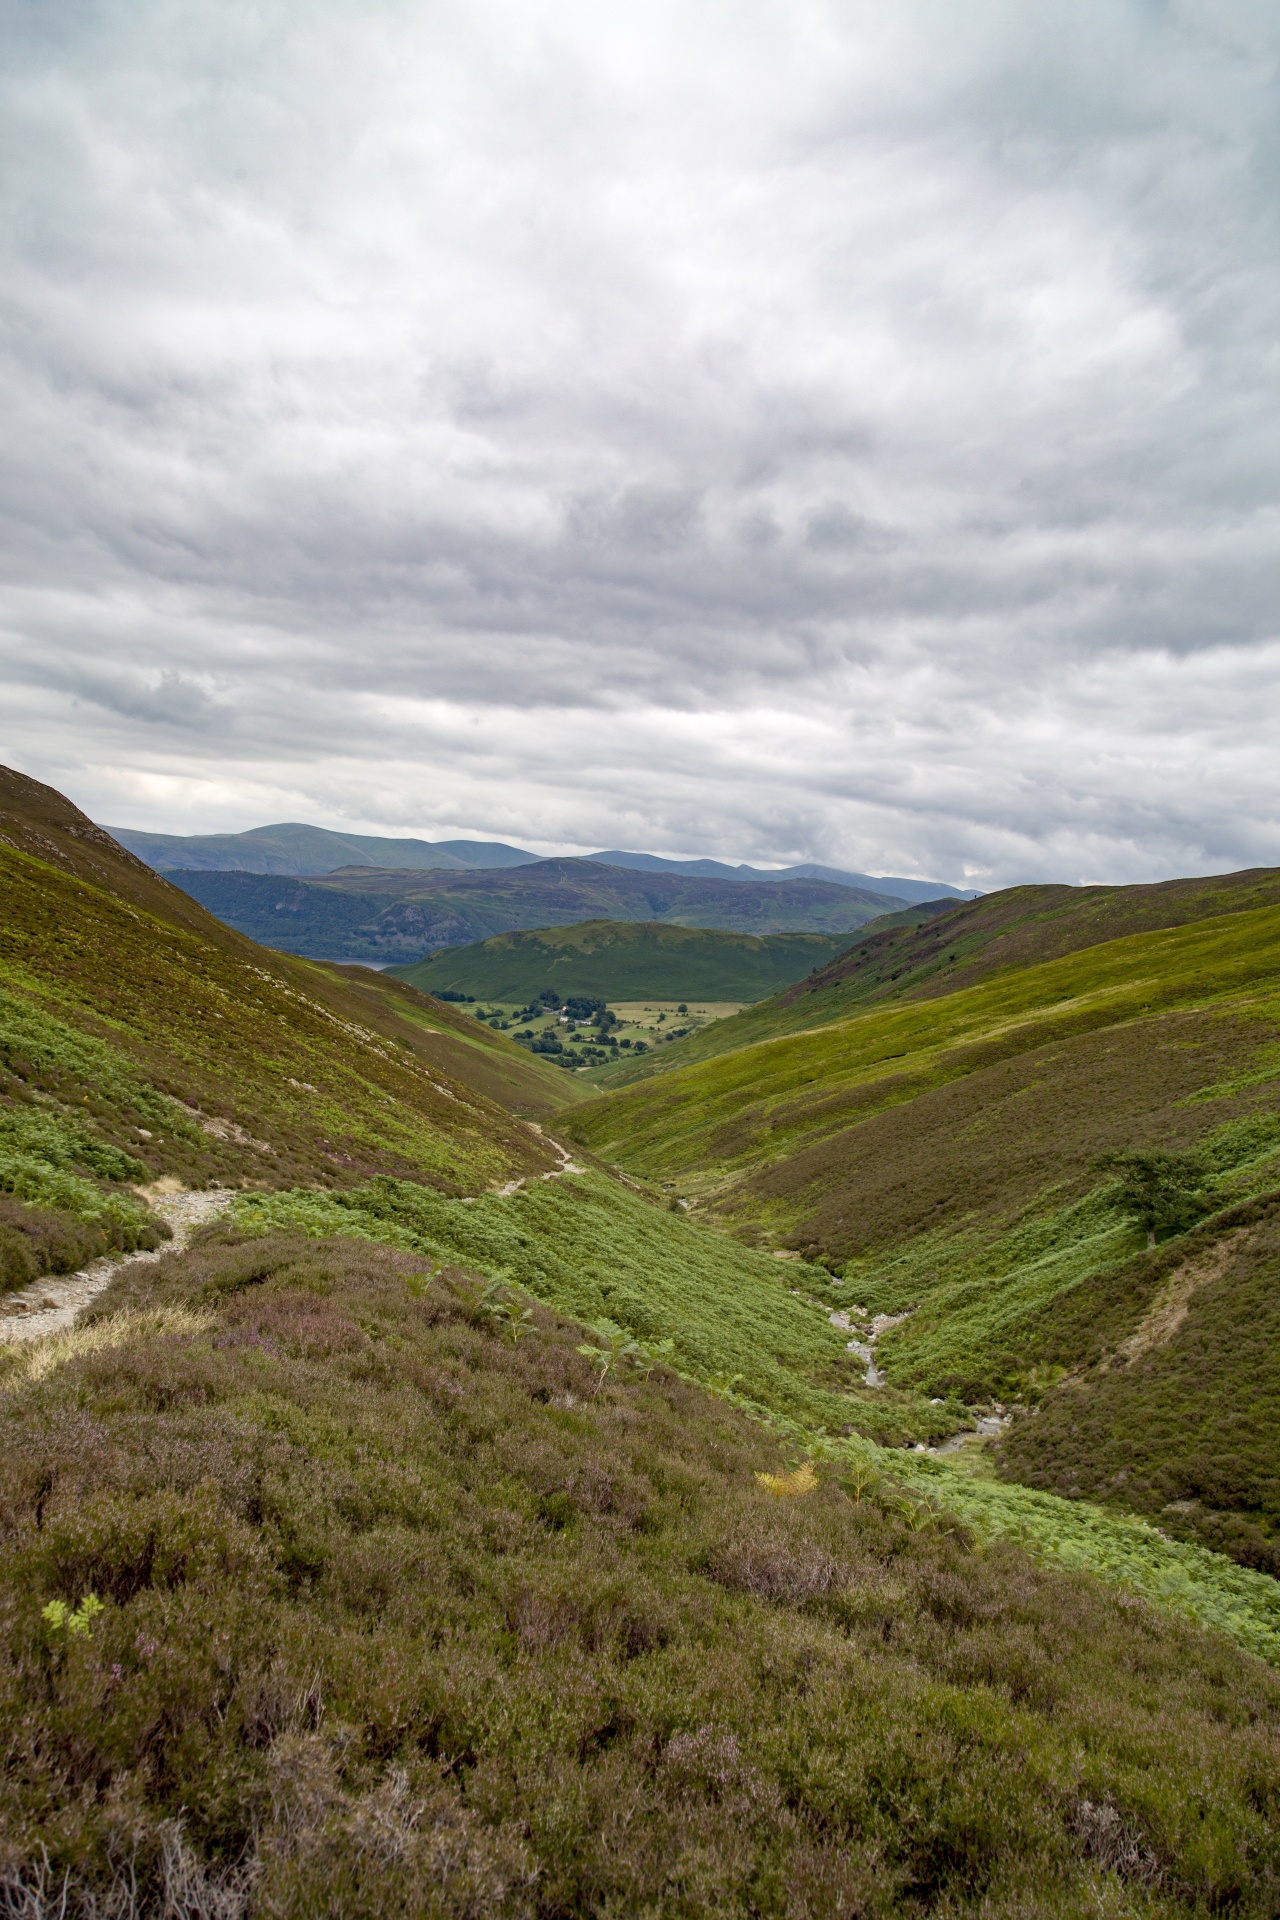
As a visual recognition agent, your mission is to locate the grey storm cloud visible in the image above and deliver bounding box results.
[0,0,1277,885]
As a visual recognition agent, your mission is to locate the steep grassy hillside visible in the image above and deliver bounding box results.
[169,861,906,961]
[571,906,1280,1374]
[570,903,1280,1223]
[392,920,851,1004]
[582,866,1280,1094]
[996,1187,1280,1574]
[0,768,565,1294]
[777,867,1280,1021]
[5,1228,1280,1915]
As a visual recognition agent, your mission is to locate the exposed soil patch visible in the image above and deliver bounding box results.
[1103,1230,1249,1369]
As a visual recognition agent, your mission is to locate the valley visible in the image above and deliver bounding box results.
[384,990,741,1077]
[4,763,1280,1911]
[568,873,1280,1580]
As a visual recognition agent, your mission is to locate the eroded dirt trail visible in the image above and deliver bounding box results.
[0,1189,235,1344]
[487,1124,584,1198]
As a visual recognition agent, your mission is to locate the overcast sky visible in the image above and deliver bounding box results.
[1,0,1277,886]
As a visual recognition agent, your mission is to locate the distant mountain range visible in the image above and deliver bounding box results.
[103,820,976,902]
[102,822,533,875]
[162,860,926,961]
[589,851,974,905]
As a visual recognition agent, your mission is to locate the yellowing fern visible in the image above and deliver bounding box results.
[755,1460,817,1497]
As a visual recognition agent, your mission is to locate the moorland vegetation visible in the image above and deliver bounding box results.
[5,765,1280,1912]
[13,1227,1280,1916]
[568,870,1280,1578]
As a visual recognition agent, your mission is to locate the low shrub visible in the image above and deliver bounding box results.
[2,1229,1280,1914]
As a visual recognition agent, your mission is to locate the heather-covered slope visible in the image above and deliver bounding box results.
[995,1188,1280,1574]
[777,866,1280,1020]
[3,1225,1280,1916]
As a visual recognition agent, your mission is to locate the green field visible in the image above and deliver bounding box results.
[391,918,852,1004]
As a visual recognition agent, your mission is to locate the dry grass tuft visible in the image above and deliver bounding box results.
[0,1305,213,1387]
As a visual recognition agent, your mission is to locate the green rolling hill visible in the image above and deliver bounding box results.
[5,764,1280,1907]
[394,919,856,1003]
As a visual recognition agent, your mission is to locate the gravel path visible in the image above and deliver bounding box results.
[0,1189,235,1344]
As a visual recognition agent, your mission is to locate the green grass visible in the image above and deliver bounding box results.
[391,920,849,1005]
[223,1169,958,1445]
[0,1095,156,1251]
[3,1226,1280,1914]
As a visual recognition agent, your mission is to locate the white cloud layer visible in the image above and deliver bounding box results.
[1,0,1277,884]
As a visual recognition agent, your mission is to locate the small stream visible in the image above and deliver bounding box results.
[829,1307,912,1388]
[828,1302,1009,1455]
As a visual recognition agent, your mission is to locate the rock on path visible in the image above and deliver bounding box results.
[0,1189,235,1344]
